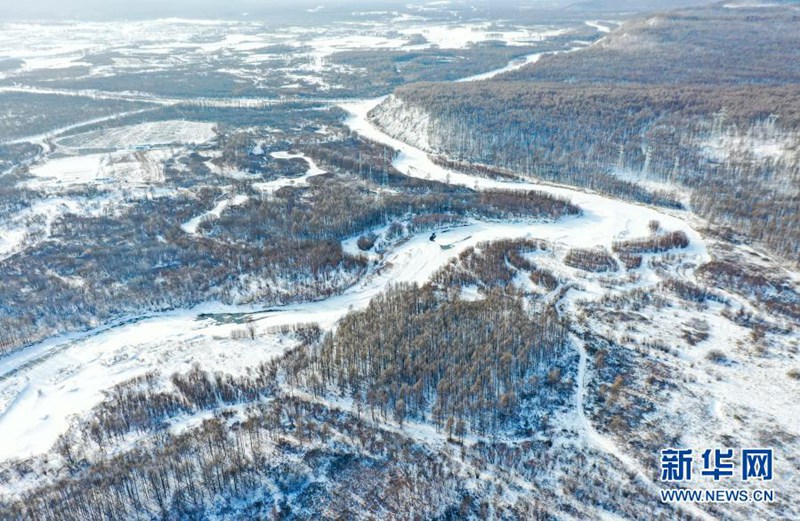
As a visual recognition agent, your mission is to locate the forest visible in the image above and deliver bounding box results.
[2,4,799,520]
[370,4,800,262]
[0,25,591,102]
[0,122,578,354]
[0,93,154,142]
[1,236,688,520]
[304,283,568,434]
[2,224,750,519]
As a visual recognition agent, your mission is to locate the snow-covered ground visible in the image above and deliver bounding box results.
[457,44,588,82]
[0,146,182,260]
[0,90,710,465]
[701,128,798,164]
[343,98,708,260]
[610,167,692,208]
[0,37,705,464]
[0,195,121,261]
[56,120,216,150]
[0,305,296,461]
[0,221,534,461]
[252,151,326,194]
[180,150,327,234]
[24,149,172,190]
[0,17,571,86]
[723,2,785,9]
[1,107,162,146]
[1,15,797,518]
[398,23,568,50]
[573,335,716,521]
[26,154,106,187]
[181,194,249,235]
[585,21,615,34]
[344,90,800,518]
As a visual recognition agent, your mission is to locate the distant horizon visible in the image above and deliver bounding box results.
[0,0,717,22]
[2,0,390,22]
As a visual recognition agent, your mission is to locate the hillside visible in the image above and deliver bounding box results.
[370,3,800,261]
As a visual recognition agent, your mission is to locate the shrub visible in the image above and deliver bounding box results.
[563,247,618,272]
[612,230,689,254]
[357,233,377,251]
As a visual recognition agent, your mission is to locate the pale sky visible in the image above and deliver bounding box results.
[0,0,400,20]
[0,0,714,21]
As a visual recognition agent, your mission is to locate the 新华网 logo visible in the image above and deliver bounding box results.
[658,448,775,503]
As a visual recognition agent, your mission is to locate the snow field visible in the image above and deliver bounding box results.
[56,120,216,150]
[2,24,796,520]
[24,149,174,190]
[0,309,298,461]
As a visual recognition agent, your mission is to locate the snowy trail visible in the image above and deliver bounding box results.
[252,151,326,194]
[573,336,715,521]
[181,194,249,235]
[457,44,588,83]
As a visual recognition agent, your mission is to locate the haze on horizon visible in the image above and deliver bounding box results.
[3,0,382,21]
[0,0,711,21]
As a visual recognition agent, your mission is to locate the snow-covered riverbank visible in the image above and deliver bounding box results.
[0,92,709,462]
[0,40,709,465]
